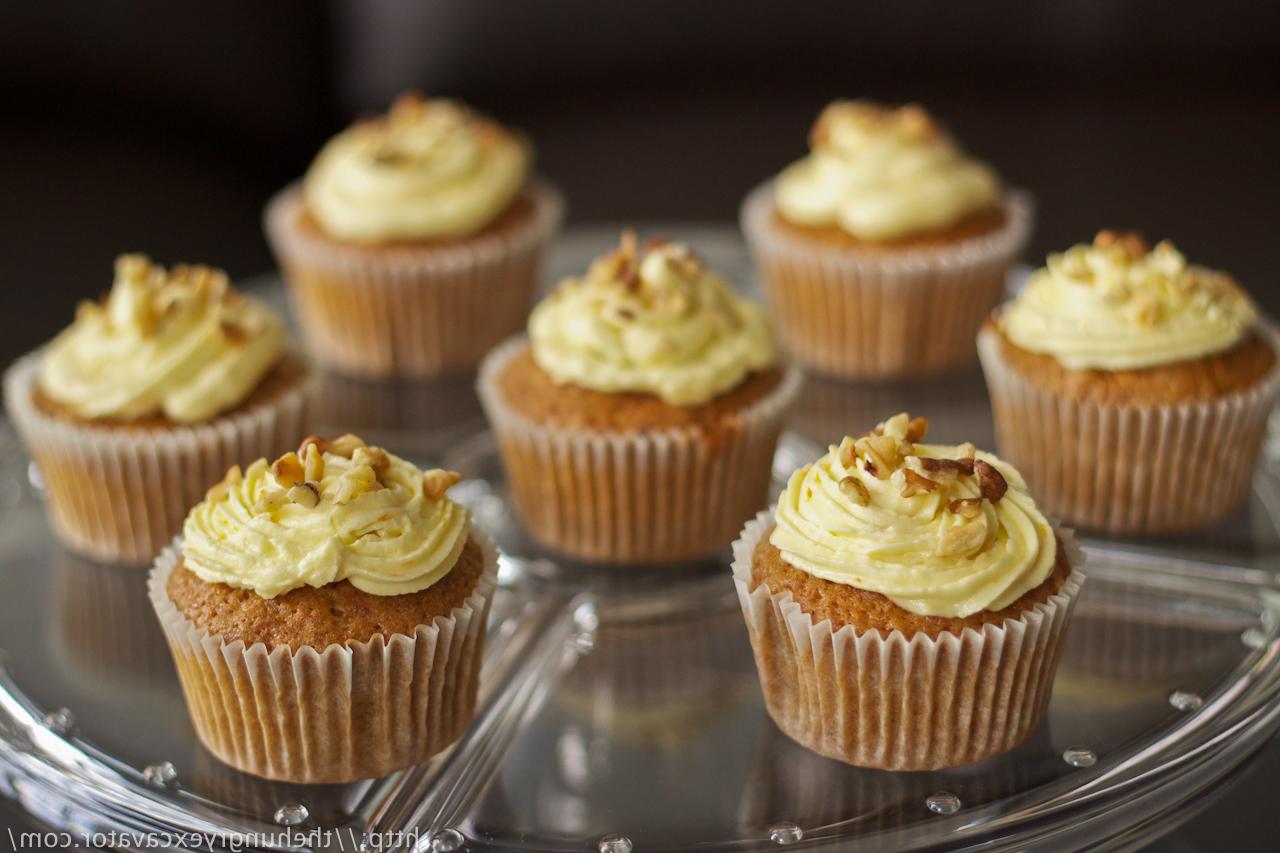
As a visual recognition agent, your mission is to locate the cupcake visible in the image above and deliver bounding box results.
[265,93,564,378]
[148,434,497,783]
[978,231,1280,534]
[3,255,311,565]
[733,413,1085,770]
[741,100,1032,379]
[478,232,802,564]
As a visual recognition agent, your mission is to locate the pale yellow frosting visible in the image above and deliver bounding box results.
[528,233,776,405]
[774,100,1001,241]
[770,414,1056,618]
[999,231,1258,370]
[182,437,469,599]
[38,255,285,424]
[304,94,530,243]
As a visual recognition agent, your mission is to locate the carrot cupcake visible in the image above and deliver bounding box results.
[741,100,1032,379]
[3,255,311,565]
[978,231,1280,533]
[265,93,564,378]
[478,232,801,564]
[733,413,1085,770]
[148,434,497,783]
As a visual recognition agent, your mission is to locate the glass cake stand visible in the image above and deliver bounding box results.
[1,227,1279,852]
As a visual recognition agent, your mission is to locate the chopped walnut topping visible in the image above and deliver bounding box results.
[837,438,857,469]
[335,465,379,504]
[956,442,976,459]
[1093,229,1148,257]
[303,443,325,482]
[839,475,870,506]
[219,319,247,344]
[948,497,984,518]
[297,435,329,457]
[855,434,900,479]
[900,469,940,497]
[917,456,976,477]
[975,460,1008,502]
[905,416,928,443]
[272,452,304,489]
[288,482,320,508]
[253,489,289,514]
[422,469,462,501]
[327,434,366,458]
[352,445,391,475]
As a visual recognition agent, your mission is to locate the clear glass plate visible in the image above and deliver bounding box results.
[2,227,1279,852]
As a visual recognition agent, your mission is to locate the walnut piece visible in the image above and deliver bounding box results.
[839,475,870,506]
[287,482,320,508]
[975,460,1008,502]
[900,469,940,497]
[422,469,462,501]
[271,452,304,489]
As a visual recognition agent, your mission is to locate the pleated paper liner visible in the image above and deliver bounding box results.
[3,352,313,567]
[732,510,1085,771]
[264,181,565,379]
[477,336,803,564]
[977,322,1280,534]
[740,183,1032,380]
[147,525,498,784]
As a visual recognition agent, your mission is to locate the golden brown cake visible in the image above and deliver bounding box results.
[978,231,1280,533]
[148,434,497,783]
[3,255,312,565]
[741,100,1032,379]
[732,413,1085,770]
[478,232,801,564]
[265,94,563,378]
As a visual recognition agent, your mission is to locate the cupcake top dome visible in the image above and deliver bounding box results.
[38,255,285,423]
[182,434,470,599]
[304,93,531,243]
[770,413,1056,618]
[528,231,775,405]
[999,230,1258,370]
[774,100,1001,242]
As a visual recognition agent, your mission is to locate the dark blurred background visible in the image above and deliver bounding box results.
[2,1,1279,366]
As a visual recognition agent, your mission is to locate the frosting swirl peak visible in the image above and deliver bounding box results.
[999,231,1258,370]
[182,434,470,599]
[528,232,776,405]
[770,413,1056,618]
[304,93,531,243]
[774,100,1001,241]
[38,255,285,423]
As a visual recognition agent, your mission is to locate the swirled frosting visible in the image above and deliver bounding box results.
[999,231,1258,370]
[770,413,1056,618]
[182,435,470,599]
[304,93,531,243]
[774,100,1001,241]
[38,255,285,423]
[528,233,775,405]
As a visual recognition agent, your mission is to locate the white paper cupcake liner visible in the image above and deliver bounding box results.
[740,182,1033,379]
[3,352,313,566]
[732,510,1085,770]
[477,336,803,564]
[977,322,1280,534]
[264,181,565,379]
[147,523,498,783]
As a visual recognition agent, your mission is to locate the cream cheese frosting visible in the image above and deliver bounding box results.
[528,232,776,406]
[182,435,469,599]
[774,100,1001,242]
[999,231,1258,370]
[38,255,285,424]
[770,413,1056,618]
[304,93,531,243]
